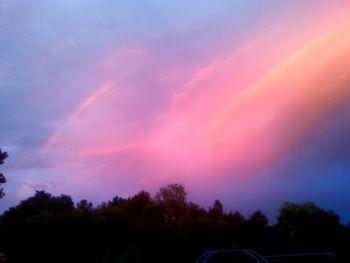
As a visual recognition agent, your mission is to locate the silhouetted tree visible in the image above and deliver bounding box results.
[226,211,246,227]
[244,210,270,250]
[277,202,340,239]
[208,199,225,234]
[0,149,8,199]
[155,183,187,204]
[248,210,269,228]
[155,183,188,231]
[0,191,76,263]
[76,199,93,211]
[130,190,151,210]
[276,201,343,255]
[209,199,224,218]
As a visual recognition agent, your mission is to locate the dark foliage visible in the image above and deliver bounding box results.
[0,149,8,199]
[0,184,349,263]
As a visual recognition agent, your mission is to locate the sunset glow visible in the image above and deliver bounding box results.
[1,0,350,220]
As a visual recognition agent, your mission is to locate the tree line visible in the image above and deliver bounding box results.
[0,183,349,263]
[0,150,349,262]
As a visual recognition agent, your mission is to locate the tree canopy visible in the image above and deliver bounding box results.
[0,184,349,263]
[0,149,8,199]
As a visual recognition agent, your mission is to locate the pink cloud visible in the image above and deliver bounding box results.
[35,3,350,204]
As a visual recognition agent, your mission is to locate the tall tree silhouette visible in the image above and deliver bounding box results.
[155,183,188,231]
[209,199,224,218]
[0,149,8,199]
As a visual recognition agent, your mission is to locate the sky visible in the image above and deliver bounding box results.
[1,0,350,222]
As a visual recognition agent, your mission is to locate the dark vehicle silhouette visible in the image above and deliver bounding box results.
[196,249,337,263]
[195,250,268,263]
[265,253,338,263]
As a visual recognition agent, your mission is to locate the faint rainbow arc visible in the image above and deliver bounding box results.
[42,82,114,154]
